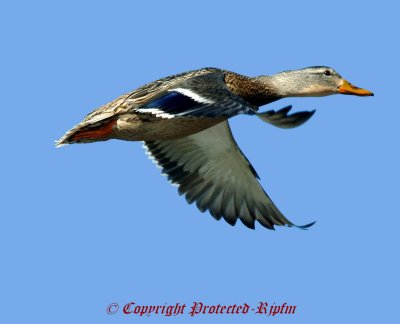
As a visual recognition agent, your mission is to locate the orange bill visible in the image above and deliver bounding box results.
[338,79,374,96]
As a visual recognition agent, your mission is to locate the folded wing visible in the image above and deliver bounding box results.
[136,73,257,118]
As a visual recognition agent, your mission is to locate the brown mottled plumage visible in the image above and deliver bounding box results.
[224,71,279,106]
[57,66,373,230]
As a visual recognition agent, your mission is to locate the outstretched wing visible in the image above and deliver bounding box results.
[135,73,257,119]
[144,121,314,229]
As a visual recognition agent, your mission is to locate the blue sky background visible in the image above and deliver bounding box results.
[2,1,399,323]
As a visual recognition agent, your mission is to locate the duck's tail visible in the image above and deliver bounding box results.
[55,118,117,147]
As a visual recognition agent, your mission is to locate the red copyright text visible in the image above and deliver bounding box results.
[106,301,296,317]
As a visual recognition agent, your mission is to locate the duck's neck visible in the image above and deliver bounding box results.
[255,70,333,99]
[255,73,297,99]
[224,70,328,107]
[224,72,282,107]
[256,70,315,99]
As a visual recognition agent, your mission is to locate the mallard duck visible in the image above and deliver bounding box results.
[56,66,373,230]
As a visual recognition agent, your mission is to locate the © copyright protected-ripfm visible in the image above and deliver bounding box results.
[106,301,296,317]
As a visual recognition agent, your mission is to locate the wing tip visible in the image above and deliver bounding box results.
[257,106,316,129]
[293,220,316,230]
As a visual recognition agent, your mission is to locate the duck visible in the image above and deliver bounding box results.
[56,66,373,230]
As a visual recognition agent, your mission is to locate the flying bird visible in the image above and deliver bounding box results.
[57,66,373,229]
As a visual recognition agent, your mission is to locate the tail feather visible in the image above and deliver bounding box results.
[55,119,117,147]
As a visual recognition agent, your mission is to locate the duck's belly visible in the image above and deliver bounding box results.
[113,114,226,141]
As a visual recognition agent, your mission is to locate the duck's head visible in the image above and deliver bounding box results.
[259,66,373,98]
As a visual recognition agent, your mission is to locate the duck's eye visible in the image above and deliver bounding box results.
[323,70,331,76]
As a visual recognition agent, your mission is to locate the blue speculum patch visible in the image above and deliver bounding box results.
[142,91,200,115]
